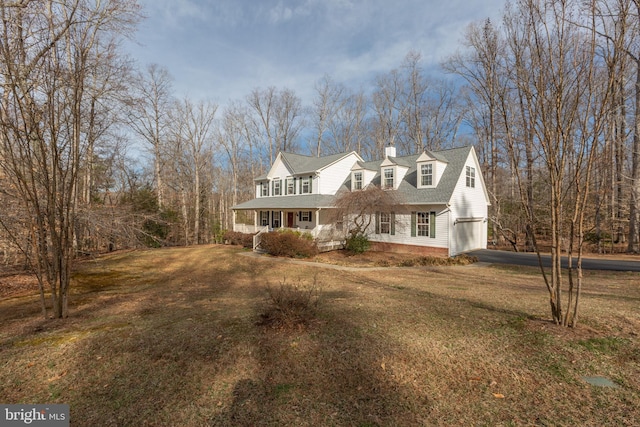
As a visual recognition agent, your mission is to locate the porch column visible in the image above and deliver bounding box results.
[232,209,236,232]
[314,209,320,238]
[254,211,257,231]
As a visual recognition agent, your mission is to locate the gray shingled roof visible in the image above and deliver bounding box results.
[253,151,353,181]
[281,151,352,175]
[338,146,472,205]
[233,194,337,210]
[398,146,471,204]
[234,146,475,210]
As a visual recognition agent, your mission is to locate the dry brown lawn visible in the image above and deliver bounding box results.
[0,245,638,426]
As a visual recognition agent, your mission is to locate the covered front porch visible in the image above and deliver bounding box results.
[232,208,345,251]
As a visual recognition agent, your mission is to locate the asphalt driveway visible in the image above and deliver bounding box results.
[468,249,640,272]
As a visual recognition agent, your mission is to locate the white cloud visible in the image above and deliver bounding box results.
[127,0,507,107]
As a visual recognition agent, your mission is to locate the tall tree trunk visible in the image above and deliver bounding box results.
[628,61,640,252]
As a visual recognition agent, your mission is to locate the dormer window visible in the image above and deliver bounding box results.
[353,171,363,190]
[383,168,394,189]
[416,151,447,188]
[421,163,433,186]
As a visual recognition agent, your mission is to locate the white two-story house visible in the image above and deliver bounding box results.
[232,145,489,256]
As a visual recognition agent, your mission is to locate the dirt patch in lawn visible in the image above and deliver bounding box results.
[0,245,638,426]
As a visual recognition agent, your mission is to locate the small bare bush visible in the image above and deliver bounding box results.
[260,276,322,328]
[399,254,479,267]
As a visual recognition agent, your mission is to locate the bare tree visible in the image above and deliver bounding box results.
[311,74,346,156]
[371,69,405,155]
[502,0,612,326]
[332,185,405,240]
[629,0,640,252]
[247,86,303,162]
[327,89,369,156]
[128,64,174,209]
[218,101,249,213]
[444,19,506,247]
[169,98,218,245]
[0,0,140,319]
[273,88,303,154]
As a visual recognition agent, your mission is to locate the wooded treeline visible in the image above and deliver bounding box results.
[1,0,638,320]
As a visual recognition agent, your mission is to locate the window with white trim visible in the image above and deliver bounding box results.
[417,212,429,236]
[421,163,433,186]
[273,179,281,196]
[286,178,295,195]
[466,166,475,188]
[380,212,391,234]
[261,182,268,197]
[383,168,394,189]
[301,177,311,194]
[260,211,269,226]
[353,171,363,190]
[300,211,311,221]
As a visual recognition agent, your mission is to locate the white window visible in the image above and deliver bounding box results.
[286,178,295,195]
[383,168,394,189]
[301,177,311,194]
[260,211,269,226]
[261,182,268,197]
[466,166,475,188]
[300,211,311,221]
[421,163,433,186]
[417,212,429,236]
[273,180,281,196]
[380,212,391,234]
[353,172,363,190]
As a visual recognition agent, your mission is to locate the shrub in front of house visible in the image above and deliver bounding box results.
[260,231,318,258]
[345,232,371,254]
[222,231,254,248]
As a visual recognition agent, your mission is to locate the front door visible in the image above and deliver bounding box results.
[287,212,294,228]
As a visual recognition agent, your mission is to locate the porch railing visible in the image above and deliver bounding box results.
[253,225,269,252]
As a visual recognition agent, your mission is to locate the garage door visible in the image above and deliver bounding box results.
[454,220,482,255]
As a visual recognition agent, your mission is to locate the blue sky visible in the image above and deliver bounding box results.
[126,0,506,106]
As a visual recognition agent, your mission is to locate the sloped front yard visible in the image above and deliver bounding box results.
[0,245,638,426]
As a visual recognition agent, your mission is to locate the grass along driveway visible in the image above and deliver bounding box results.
[0,245,638,426]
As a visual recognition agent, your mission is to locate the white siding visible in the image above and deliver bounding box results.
[449,152,488,220]
[363,169,377,188]
[318,153,360,194]
[395,166,409,189]
[363,206,449,250]
[434,160,447,186]
[268,159,291,180]
[449,150,489,255]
